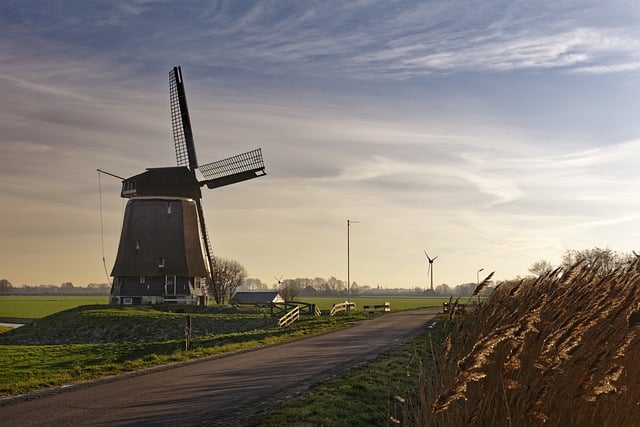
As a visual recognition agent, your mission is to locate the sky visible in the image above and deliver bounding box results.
[1,0,640,289]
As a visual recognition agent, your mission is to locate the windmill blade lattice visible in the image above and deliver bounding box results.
[169,66,198,169]
[198,148,266,189]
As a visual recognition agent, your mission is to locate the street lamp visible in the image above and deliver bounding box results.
[347,219,359,318]
[476,268,484,286]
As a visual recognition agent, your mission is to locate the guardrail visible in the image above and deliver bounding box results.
[363,301,390,315]
[330,301,356,316]
[278,305,300,327]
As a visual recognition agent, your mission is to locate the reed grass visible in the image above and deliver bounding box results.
[409,259,640,426]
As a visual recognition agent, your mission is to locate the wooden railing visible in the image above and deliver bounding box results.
[278,305,300,327]
[330,301,356,316]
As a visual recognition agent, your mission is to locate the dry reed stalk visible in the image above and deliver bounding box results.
[409,259,640,426]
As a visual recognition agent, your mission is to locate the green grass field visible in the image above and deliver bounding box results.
[0,304,357,396]
[0,296,109,320]
[304,296,447,312]
[0,294,448,422]
[0,295,446,321]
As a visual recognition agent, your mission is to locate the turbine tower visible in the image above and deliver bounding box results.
[424,251,438,292]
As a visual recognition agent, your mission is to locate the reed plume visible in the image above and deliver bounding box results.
[473,271,494,296]
[409,258,640,426]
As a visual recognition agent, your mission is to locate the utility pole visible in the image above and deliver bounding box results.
[347,219,358,318]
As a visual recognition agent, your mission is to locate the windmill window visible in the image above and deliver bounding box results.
[167,202,172,215]
[123,181,136,194]
[136,240,140,251]
[140,276,145,284]
[158,257,165,268]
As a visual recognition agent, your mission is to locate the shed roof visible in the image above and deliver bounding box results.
[232,291,284,304]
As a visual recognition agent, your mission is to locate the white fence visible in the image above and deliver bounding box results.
[278,305,300,327]
[330,301,356,316]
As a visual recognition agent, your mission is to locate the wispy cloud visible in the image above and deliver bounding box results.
[1,0,640,286]
[181,1,640,77]
[4,1,639,80]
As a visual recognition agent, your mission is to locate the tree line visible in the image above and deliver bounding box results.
[240,276,491,300]
[0,279,110,295]
[528,247,636,277]
[4,247,627,300]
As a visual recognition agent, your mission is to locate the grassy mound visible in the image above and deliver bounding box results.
[0,305,270,345]
[411,260,640,426]
[0,305,352,397]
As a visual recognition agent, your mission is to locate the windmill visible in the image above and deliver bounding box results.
[424,251,438,292]
[109,66,266,306]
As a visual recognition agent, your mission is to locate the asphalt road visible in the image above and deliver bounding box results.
[0,308,440,426]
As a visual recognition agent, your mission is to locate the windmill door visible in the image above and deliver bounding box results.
[165,275,176,295]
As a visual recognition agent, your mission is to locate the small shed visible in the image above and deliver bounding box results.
[232,291,285,305]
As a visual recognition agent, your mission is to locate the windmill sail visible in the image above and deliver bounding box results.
[198,148,266,189]
[170,67,213,289]
[169,66,198,169]
[109,65,266,307]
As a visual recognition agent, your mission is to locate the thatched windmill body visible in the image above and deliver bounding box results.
[109,67,266,305]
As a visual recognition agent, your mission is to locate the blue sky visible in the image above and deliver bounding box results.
[1,0,640,288]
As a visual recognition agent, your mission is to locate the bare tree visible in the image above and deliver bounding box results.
[60,282,75,293]
[241,278,268,291]
[0,279,12,293]
[279,279,299,302]
[561,248,633,276]
[529,259,554,277]
[350,282,360,296]
[435,283,452,295]
[209,257,247,304]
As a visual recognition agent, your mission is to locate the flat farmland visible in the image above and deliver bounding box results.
[0,295,447,321]
[304,296,448,311]
[0,296,109,320]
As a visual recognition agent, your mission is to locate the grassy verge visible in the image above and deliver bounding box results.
[0,299,444,402]
[253,317,445,427]
[0,305,357,397]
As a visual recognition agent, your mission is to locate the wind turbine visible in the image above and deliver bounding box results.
[424,251,438,292]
